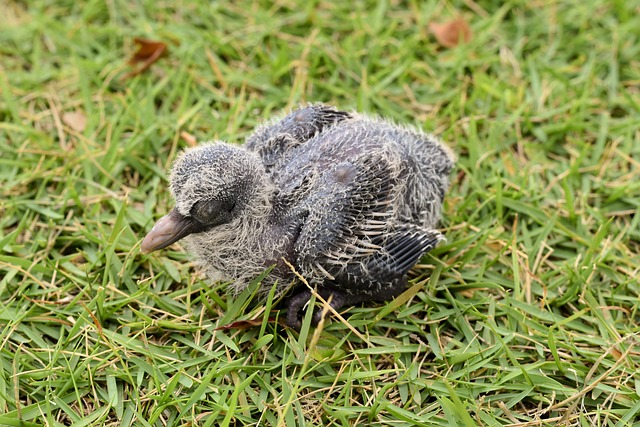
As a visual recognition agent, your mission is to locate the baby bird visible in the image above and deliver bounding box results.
[141,105,455,329]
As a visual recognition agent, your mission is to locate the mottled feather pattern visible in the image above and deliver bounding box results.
[162,104,454,326]
[246,106,351,172]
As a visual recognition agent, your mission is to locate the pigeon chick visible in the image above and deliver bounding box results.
[141,105,455,329]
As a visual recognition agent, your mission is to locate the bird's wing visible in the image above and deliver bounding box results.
[293,148,443,286]
[363,224,443,283]
[245,105,351,171]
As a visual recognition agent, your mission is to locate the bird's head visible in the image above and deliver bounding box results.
[141,143,266,254]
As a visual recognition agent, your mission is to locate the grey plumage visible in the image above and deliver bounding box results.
[141,105,455,329]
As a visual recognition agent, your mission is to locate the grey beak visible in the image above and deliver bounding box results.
[141,209,201,254]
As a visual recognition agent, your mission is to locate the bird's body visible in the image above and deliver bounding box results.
[142,105,455,328]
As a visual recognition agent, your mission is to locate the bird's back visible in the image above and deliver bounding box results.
[269,114,455,229]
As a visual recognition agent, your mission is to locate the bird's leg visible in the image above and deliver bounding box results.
[310,290,349,326]
[285,287,350,330]
[285,289,312,330]
[284,277,409,330]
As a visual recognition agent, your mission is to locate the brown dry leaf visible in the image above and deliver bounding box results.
[429,17,472,48]
[215,318,277,331]
[62,110,87,132]
[122,38,168,80]
[128,38,168,64]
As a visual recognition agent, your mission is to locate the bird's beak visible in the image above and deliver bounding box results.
[141,209,200,254]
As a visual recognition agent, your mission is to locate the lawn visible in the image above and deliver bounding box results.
[1,0,639,426]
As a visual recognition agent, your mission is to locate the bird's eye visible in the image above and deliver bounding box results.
[191,199,236,226]
[192,200,216,224]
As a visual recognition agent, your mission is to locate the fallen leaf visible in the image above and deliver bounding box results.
[429,17,472,48]
[122,38,168,80]
[215,318,277,331]
[128,38,167,64]
[62,110,87,132]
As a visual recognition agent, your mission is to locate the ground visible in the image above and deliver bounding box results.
[1,0,639,426]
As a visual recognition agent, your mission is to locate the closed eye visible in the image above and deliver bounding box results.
[191,198,236,226]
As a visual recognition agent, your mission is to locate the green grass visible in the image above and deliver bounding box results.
[1,0,639,425]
